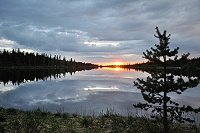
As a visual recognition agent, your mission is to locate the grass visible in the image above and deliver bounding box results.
[0,107,199,133]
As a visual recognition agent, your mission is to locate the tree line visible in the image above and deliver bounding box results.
[124,53,200,69]
[0,49,98,68]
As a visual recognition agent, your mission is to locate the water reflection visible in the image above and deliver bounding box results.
[0,67,199,116]
[114,67,122,71]
[0,67,97,86]
[84,86,119,91]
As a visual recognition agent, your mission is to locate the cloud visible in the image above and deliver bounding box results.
[0,0,200,63]
[0,23,147,63]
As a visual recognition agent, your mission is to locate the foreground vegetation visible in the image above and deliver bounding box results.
[0,107,199,133]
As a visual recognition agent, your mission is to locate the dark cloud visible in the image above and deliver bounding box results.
[0,0,199,63]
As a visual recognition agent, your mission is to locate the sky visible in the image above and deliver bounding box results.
[0,0,200,65]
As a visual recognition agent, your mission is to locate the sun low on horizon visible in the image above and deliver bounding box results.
[114,61,123,66]
[98,61,125,66]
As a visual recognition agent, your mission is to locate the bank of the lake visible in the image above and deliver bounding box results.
[0,107,199,133]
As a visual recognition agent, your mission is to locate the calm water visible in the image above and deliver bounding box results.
[0,67,200,116]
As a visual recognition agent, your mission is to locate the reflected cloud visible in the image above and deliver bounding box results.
[84,86,119,91]
[0,68,199,116]
[0,84,16,92]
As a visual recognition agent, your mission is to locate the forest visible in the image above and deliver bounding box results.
[0,49,99,85]
[123,53,200,70]
[0,49,98,69]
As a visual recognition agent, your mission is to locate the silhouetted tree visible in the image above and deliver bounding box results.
[133,27,200,133]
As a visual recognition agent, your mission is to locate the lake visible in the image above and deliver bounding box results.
[0,67,200,116]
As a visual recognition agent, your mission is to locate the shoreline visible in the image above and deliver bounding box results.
[0,107,199,133]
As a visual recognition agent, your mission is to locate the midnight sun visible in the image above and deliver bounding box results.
[114,62,123,66]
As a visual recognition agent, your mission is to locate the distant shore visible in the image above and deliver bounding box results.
[0,65,98,70]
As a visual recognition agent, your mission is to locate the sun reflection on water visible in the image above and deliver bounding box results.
[100,67,123,72]
[114,67,123,71]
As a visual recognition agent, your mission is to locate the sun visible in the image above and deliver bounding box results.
[114,62,122,66]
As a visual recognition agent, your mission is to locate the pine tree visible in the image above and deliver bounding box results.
[133,27,200,133]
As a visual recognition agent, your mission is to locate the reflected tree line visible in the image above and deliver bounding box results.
[0,49,98,85]
[0,67,98,86]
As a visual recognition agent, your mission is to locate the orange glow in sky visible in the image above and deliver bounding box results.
[98,61,125,66]
[114,62,123,66]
